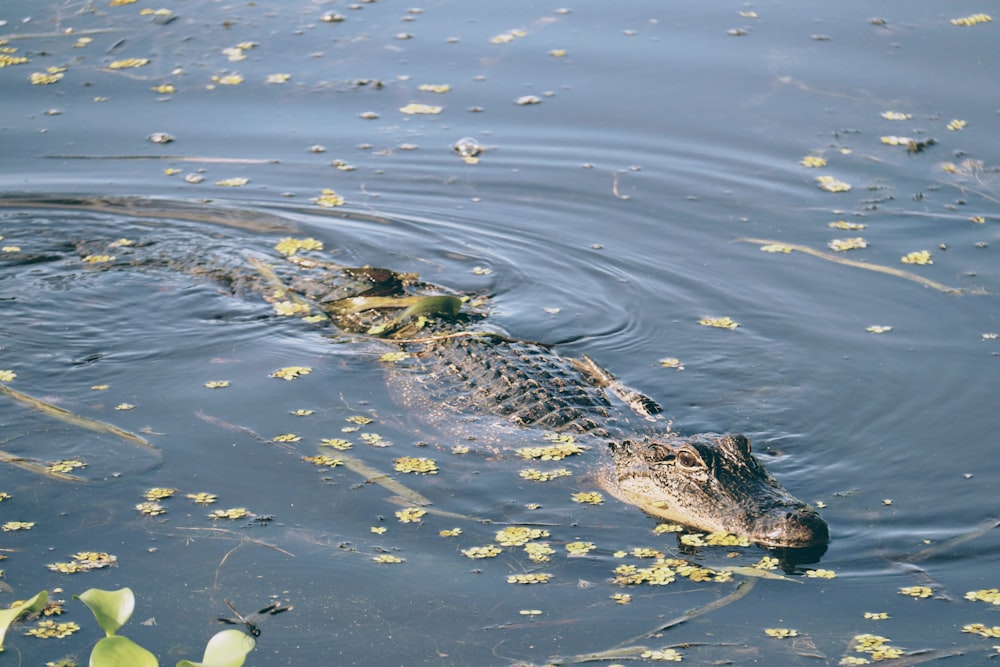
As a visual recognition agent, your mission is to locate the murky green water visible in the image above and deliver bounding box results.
[2,1,999,665]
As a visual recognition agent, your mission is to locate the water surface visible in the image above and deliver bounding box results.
[1,1,999,665]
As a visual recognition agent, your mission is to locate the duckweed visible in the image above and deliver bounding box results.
[570,491,604,505]
[764,628,798,638]
[24,620,80,639]
[898,586,933,598]
[395,507,426,523]
[506,573,552,584]
[303,455,343,467]
[270,366,312,380]
[828,237,868,252]
[394,456,438,474]
[495,526,550,546]
[697,317,739,329]
[519,468,572,481]
[461,545,502,559]
[208,507,253,520]
[135,501,165,516]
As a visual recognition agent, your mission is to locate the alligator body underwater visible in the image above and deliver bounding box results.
[0,204,829,549]
[280,250,829,549]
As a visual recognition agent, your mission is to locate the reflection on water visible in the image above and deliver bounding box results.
[2,0,1000,664]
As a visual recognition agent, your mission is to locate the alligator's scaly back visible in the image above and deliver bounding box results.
[9,220,827,549]
[388,333,623,438]
[385,329,828,548]
[292,257,829,548]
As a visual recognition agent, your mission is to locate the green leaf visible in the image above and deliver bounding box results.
[175,629,255,667]
[0,590,48,649]
[76,587,135,637]
[90,635,158,667]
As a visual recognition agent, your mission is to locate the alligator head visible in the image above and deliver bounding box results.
[606,433,828,548]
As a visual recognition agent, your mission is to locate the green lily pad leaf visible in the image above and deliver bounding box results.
[0,590,48,649]
[76,587,135,637]
[90,634,158,667]
[176,629,255,667]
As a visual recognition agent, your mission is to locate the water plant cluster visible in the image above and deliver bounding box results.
[0,587,254,667]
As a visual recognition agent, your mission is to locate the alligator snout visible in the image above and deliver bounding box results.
[750,505,829,548]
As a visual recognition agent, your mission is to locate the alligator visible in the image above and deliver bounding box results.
[0,199,828,548]
[276,251,830,549]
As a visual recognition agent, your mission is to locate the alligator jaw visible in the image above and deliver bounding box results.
[606,433,829,548]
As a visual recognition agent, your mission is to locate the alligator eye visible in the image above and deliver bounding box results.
[676,448,703,470]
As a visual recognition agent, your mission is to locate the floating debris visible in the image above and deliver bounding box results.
[519,468,571,481]
[215,177,249,187]
[571,491,604,505]
[764,628,798,638]
[148,132,174,144]
[950,13,992,26]
[640,649,682,661]
[816,175,851,192]
[800,156,826,168]
[496,526,550,546]
[964,588,1000,605]
[205,380,230,389]
[462,545,502,559]
[312,189,345,208]
[47,552,117,573]
[24,620,80,639]
[47,459,86,474]
[899,586,933,598]
[303,454,343,467]
[143,487,177,500]
[516,441,586,460]
[3,521,34,531]
[418,83,451,93]
[866,325,893,334]
[652,523,684,534]
[698,317,739,329]
[805,568,837,579]
[273,301,311,316]
[962,623,1000,638]
[829,220,865,231]
[270,366,312,380]
[506,573,552,584]
[209,507,253,520]
[274,237,323,256]
[566,541,596,556]
[901,250,932,265]
[515,95,541,106]
[395,507,426,523]
[372,555,404,564]
[108,58,149,69]
[394,456,438,474]
[659,357,685,370]
[946,119,967,131]
[880,111,911,120]
[186,492,217,504]
[399,103,442,115]
[828,237,868,252]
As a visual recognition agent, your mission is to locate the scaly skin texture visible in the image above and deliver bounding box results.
[386,332,828,548]
[7,208,827,548]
